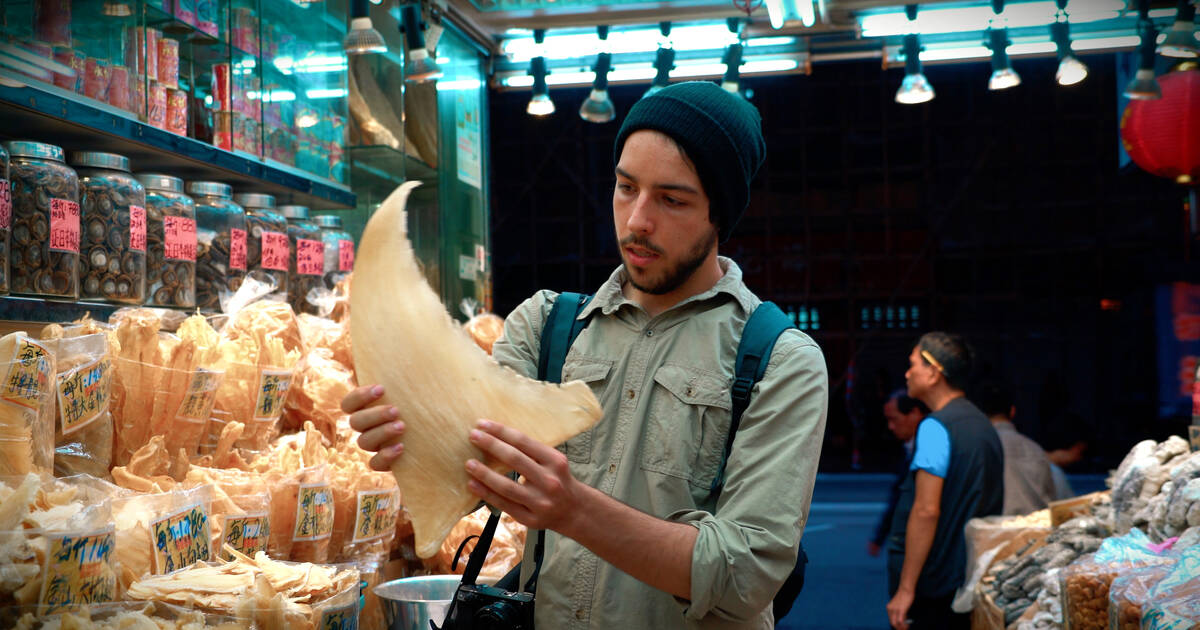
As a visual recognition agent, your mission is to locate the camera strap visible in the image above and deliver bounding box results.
[459,507,503,587]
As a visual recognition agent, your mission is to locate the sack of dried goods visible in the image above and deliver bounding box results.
[1140,546,1200,630]
[1060,529,1175,630]
[0,333,56,476]
[1107,564,1171,630]
[41,332,114,478]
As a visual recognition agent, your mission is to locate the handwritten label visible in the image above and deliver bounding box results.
[129,205,147,251]
[0,180,10,230]
[319,603,359,630]
[253,369,292,420]
[297,238,324,276]
[57,357,112,435]
[338,239,354,272]
[293,483,334,542]
[261,231,289,271]
[41,528,116,612]
[49,198,81,253]
[164,215,197,261]
[352,490,398,543]
[222,512,269,559]
[3,337,52,410]
[150,503,211,574]
[174,368,222,422]
[230,227,248,270]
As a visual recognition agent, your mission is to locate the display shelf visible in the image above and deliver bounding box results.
[0,77,355,209]
[0,296,121,324]
[350,144,437,191]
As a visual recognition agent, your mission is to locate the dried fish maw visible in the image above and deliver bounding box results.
[223,301,305,357]
[282,349,353,441]
[0,333,56,476]
[350,182,603,558]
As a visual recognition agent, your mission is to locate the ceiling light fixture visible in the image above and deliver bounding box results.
[1051,0,1088,85]
[1157,0,1198,58]
[402,4,443,82]
[987,0,1022,90]
[860,0,1125,38]
[1125,21,1161,98]
[765,0,816,29]
[644,22,675,98]
[895,5,934,104]
[722,18,744,95]
[527,29,554,116]
[580,26,616,123]
[344,0,386,55]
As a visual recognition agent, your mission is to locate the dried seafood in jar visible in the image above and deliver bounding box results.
[234,193,288,302]
[5,141,79,298]
[0,143,11,294]
[190,181,246,312]
[138,173,197,308]
[280,205,322,316]
[72,152,146,304]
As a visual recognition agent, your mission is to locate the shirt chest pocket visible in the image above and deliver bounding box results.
[559,358,613,464]
[641,364,732,488]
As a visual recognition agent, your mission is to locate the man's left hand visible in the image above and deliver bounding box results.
[886,587,914,630]
[463,419,584,533]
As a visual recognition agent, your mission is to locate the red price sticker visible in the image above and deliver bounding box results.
[230,228,247,270]
[338,239,354,272]
[50,199,81,253]
[130,205,147,251]
[164,216,197,261]
[0,181,10,230]
[261,231,289,271]
[296,238,324,276]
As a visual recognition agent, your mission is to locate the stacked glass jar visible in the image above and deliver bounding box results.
[5,141,80,298]
[279,205,322,315]
[313,214,353,289]
[234,193,289,301]
[0,143,10,295]
[137,174,197,308]
[72,152,147,304]
[189,181,246,312]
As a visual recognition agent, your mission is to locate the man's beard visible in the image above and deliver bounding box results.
[619,227,717,296]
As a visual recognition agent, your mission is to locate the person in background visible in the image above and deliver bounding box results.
[868,389,929,557]
[973,379,1057,516]
[885,333,1004,630]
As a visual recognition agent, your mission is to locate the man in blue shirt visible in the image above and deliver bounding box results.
[868,389,928,558]
[885,333,1004,630]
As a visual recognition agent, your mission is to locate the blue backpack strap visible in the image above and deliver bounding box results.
[537,292,593,383]
[712,301,795,492]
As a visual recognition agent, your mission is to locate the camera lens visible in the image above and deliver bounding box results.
[474,601,524,630]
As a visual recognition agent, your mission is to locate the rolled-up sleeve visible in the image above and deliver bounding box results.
[491,290,556,378]
[669,336,828,622]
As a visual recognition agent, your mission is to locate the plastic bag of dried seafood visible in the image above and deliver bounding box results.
[1107,564,1172,630]
[335,554,385,630]
[260,464,334,564]
[0,333,56,476]
[1061,530,1177,630]
[1140,546,1200,630]
[5,600,248,630]
[39,332,114,478]
[112,484,215,592]
[212,343,299,453]
[330,470,400,563]
[181,466,272,560]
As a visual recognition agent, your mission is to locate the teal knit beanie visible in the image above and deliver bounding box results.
[614,81,766,243]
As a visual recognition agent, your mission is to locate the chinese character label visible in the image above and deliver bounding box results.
[338,239,354,272]
[262,231,289,272]
[2,337,52,410]
[150,503,211,574]
[41,528,116,612]
[319,603,359,630]
[164,216,197,261]
[253,369,292,420]
[222,512,269,559]
[128,205,147,251]
[293,483,333,542]
[50,199,81,253]
[352,490,398,543]
[175,368,222,422]
[230,228,247,270]
[0,180,10,230]
[57,357,112,435]
[297,238,324,276]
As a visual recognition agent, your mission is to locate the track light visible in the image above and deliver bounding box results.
[895,6,934,104]
[580,26,615,123]
[721,19,744,95]
[1050,11,1087,85]
[344,0,386,55]
[644,22,674,99]
[1125,20,1161,99]
[1158,0,1198,58]
[527,30,554,116]
[765,0,816,29]
[986,1,1021,91]
[402,5,442,82]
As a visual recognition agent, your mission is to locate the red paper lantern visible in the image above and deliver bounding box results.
[1120,66,1200,185]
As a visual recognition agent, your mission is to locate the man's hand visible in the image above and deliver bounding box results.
[886,586,914,630]
[341,385,405,471]
[867,541,882,557]
[463,419,583,533]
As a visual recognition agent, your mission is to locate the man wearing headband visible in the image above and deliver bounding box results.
[885,332,1003,630]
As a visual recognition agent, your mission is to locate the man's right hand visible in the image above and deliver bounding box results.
[342,385,405,472]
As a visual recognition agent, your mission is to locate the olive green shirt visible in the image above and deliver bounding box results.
[492,258,829,629]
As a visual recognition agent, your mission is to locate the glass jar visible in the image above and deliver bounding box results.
[5,140,80,298]
[234,193,289,301]
[279,205,322,315]
[71,152,147,304]
[0,143,10,295]
[137,174,197,308]
[313,214,353,289]
[188,181,246,312]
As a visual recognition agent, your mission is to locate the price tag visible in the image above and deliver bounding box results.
[130,205,147,251]
[261,231,289,271]
[352,489,399,543]
[222,512,269,559]
[164,216,197,261]
[338,239,354,272]
[253,368,292,420]
[174,368,222,423]
[57,356,112,436]
[297,238,324,276]
[2,337,52,410]
[230,227,248,270]
[0,180,11,230]
[41,528,117,612]
[50,198,81,253]
[319,603,359,630]
[293,483,333,542]
[150,503,212,574]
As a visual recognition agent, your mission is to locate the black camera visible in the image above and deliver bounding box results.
[439,582,535,630]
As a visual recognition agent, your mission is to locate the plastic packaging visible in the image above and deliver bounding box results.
[280,205,322,315]
[313,214,353,289]
[264,465,332,563]
[1107,564,1170,630]
[5,141,80,298]
[71,152,147,304]
[44,332,114,479]
[1141,547,1200,630]
[137,174,197,308]
[219,358,297,452]
[0,333,56,476]
[112,484,214,591]
[190,182,246,312]
[182,466,272,559]
[0,143,10,294]
[1061,530,1176,630]
[330,469,399,562]
[234,193,289,301]
[6,601,244,630]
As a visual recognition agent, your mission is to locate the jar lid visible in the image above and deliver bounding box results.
[233,193,276,209]
[187,181,233,199]
[135,173,186,193]
[4,140,65,162]
[279,205,310,219]
[313,215,343,229]
[69,151,131,172]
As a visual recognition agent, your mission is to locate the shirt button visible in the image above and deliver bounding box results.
[627,389,635,400]
[608,463,617,474]
[646,330,654,337]
[575,609,586,620]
